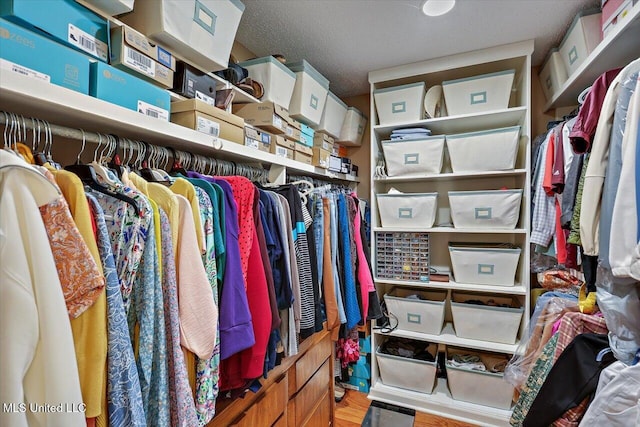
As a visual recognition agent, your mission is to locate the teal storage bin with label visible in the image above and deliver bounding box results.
[449,243,521,286]
[373,82,425,126]
[383,287,447,335]
[0,0,109,62]
[442,70,515,116]
[448,189,523,229]
[90,62,171,120]
[287,60,330,128]
[0,18,91,94]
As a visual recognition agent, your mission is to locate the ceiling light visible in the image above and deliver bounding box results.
[422,0,456,16]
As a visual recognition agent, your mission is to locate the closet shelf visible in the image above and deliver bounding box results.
[543,1,640,111]
[0,72,357,183]
[376,323,520,354]
[368,381,512,427]
[372,107,527,135]
[374,169,527,183]
[373,227,527,234]
[373,278,528,295]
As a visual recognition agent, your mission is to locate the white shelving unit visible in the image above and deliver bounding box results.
[0,71,358,185]
[543,1,640,111]
[368,40,533,426]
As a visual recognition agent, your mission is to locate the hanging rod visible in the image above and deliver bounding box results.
[0,111,106,145]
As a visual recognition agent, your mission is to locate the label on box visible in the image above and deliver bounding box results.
[195,90,217,107]
[0,59,50,83]
[137,100,169,121]
[275,146,288,158]
[156,46,173,69]
[286,126,294,137]
[197,116,220,137]
[273,115,283,129]
[124,46,155,77]
[68,24,108,61]
[245,137,259,149]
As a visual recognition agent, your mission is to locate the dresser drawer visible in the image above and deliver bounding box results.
[295,332,332,391]
[293,359,331,425]
[302,392,331,427]
[232,373,288,427]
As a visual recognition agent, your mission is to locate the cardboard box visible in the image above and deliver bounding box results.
[299,132,313,147]
[295,143,313,156]
[312,147,331,169]
[294,151,313,165]
[173,62,219,102]
[313,132,335,151]
[277,135,297,150]
[0,0,109,62]
[171,98,245,143]
[288,117,302,130]
[90,62,170,120]
[285,125,302,142]
[341,157,352,174]
[271,144,294,160]
[0,18,91,94]
[233,102,288,135]
[110,25,174,89]
[171,110,220,138]
[244,125,271,153]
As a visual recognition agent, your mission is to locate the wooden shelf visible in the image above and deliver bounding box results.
[368,380,512,427]
[543,2,640,111]
[373,227,527,234]
[0,72,357,183]
[373,107,527,135]
[374,278,528,295]
[375,323,519,355]
[375,169,527,183]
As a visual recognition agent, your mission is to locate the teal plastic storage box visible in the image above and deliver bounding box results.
[0,18,90,94]
[0,0,109,62]
[359,336,371,355]
[299,123,315,147]
[90,62,171,120]
[346,376,370,393]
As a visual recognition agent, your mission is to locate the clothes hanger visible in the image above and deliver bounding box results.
[168,146,188,176]
[65,129,141,215]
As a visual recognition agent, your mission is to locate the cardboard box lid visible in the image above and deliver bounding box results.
[116,25,177,71]
[295,143,313,156]
[172,99,244,128]
[234,101,289,118]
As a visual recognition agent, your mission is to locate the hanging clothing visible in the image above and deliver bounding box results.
[87,194,147,427]
[156,207,199,427]
[338,193,361,330]
[0,150,85,427]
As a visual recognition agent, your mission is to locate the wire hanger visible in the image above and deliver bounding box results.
[65,129,141,216]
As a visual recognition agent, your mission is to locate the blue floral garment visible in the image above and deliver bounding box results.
[158,209,199,427]
[87,194,146,427]
[194,187,221,426]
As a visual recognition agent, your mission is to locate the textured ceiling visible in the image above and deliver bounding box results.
[236,0,599,97]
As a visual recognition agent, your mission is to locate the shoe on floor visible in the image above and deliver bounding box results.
[335,383,346,402]
[578,283,598,314]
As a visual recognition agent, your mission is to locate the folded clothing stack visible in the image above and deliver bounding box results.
[390,127,432,140]
[447,353,509,373]
[379,337,435,362]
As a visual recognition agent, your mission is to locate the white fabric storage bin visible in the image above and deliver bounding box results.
[559,9,602,77]
[446,347,515,409]
[121,0,245,72]
[449,243,521,286]
[442,70,515,116]
[317,92,348,138]
[337,107,367,146]
[451,291,523,344]
[237,56,296,109]
[446,126,521,173]
[287,60,330,127]
[377,192,438,228]
[381,135,445,177]
[374,82,425,125]
[539,49,568,101]
[383,288,447,334]
[79,0,134,16]
[376,341,438,394]
[448,189,523,229]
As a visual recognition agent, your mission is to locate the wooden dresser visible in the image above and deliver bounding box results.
[209,327,335,427]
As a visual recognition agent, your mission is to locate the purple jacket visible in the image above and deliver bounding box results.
[187,171,254,360]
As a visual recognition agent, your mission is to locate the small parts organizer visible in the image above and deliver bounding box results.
[375,232,430,282]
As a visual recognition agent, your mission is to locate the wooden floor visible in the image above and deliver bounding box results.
[334,389,474,427]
